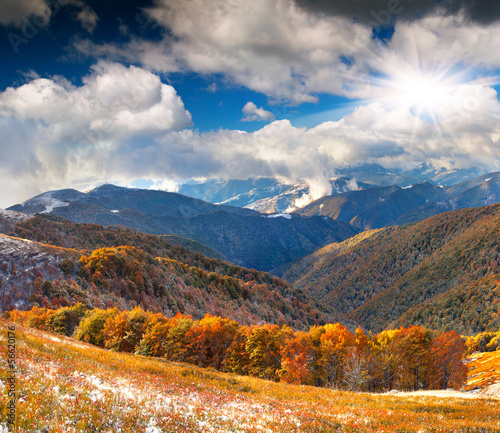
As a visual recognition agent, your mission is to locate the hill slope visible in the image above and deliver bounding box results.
[8,185,360,271]
[0,209,32,234]
[0,234,81,311]
[1,319,498,432]
[1,218,348,328]
[283,204,500,334]
[9,214,225,260]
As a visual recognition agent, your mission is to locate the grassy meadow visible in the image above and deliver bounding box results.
[1,318,500,432]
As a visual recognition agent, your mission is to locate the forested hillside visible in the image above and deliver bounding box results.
[9,214,225,260]
[284,204,500,334]
[2,218,346,328]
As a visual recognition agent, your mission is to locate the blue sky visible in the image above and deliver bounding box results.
[1,0,500,207]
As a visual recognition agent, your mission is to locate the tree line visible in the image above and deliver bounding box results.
[6,304,471,392]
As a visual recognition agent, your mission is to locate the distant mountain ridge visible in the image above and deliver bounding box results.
[177,164,485,213]
[8,184,360,271]
[295,172,500,230]
[10,184,256,218]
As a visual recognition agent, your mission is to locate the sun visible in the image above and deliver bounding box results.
[398,74,446,110]
[385,68,458,118]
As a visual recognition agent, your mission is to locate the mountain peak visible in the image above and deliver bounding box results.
[89,184,126,194]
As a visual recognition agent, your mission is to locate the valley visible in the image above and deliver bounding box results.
[2,176,500,431]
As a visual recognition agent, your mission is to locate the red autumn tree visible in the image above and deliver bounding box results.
[430,331,468,390]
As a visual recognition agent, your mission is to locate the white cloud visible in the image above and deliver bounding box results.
[2,28,500,210]
[0,62,192,207]
[3,82,500,209]
[0,61,192,140]
[241,102,275,122]
[150,178,180,192]
[72,4,500,113]
[77,0,375,104]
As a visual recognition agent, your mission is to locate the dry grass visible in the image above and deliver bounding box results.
[466,351,500,398]
[1,318,500,432]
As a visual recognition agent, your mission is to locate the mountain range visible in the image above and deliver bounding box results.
[177,164,486,213]
[7,184,359,272]
[5,167,500,336]
[1,216,347,329]
[295,172,500,230]
[4,201,500,335]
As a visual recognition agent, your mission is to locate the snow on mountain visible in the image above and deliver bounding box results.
[0,209,31,222]
[266,213,292,219]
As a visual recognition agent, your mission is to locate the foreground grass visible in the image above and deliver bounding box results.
[1,319,499,432]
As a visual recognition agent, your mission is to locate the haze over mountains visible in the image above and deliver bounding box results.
[177,164,486,214]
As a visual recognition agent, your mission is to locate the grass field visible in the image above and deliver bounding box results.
[1,318,499,432]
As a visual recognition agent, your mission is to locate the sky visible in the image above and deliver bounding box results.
[2,0,500,208]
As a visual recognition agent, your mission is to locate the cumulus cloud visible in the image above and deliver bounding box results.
[100,96,500,206]
[3,89,500,208]
[0,61,192,139]
[0,62,192,206]
[78,0,375,104]
[71,1,500,111]
[241,102,275,122]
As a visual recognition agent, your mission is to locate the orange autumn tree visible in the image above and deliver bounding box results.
[103,309,133,352]
[75,307,119,346]
[223,325,253,376]
[10,304,471,392]
[135,312,172,357]
[342,327,370,391]
[103,307,148,353]
[246,324,291,380]
[369,329,399,391]
[162,312,194,362]
[392,326,432,391]
[185,314,240,370]
[279,331,315,385]
[320,323,355,388]
[430,331,468,390]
